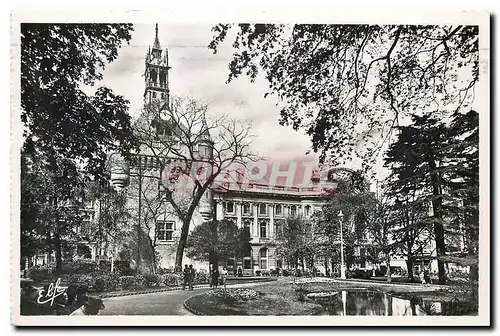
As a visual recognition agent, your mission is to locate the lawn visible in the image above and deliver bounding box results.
[184,278,477,316]
[184,280,323,316]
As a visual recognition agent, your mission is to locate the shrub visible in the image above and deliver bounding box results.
[302,270,311,277]
[68,274,94,287]
[294,284,308,302]
[348,269,372,279]
[26,266,53,283]
[194,269,209,285]
[157,267,174,275]
[61,260,99,274]
[164,273,183,287]
[295,269,302,277]
[270,269,278,276]
[134,274,146,289]
[114,260,134,276]
[282,269,290,277]
[261,270,270,276]
[92,274,120,292]
[119,276,136,290]
[92,277,107,292]
[157,274,167,286]
[143,274,160,288]
[255,270,261,276]
[205,288,258,303]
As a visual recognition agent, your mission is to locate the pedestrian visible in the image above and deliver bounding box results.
[182,264,189,290]
[188,264,195,291]
[424,267,432,285]
[237,266,243,278]
[221,267,228,289]
[420,268,426,285]
[209,264,213,288]
[211,266,220,289]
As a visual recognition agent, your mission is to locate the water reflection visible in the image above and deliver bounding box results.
[312,290,475,316]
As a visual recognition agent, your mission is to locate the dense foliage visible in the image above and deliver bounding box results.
[20,24,136,264]
[185,219,251,267]
[384,111,479,284]
[209,24,479,165]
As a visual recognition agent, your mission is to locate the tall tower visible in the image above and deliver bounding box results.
[144,24,171,105]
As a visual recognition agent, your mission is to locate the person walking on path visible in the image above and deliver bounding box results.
[211,266,220,289]
[221,267,228,289]
[182,264,189,290]
[420,268,426,286]
[188,265,195,291]
[423,267,432,286]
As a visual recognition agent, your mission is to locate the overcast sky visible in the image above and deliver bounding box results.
[84,23,397,191]
[91,23,318,164]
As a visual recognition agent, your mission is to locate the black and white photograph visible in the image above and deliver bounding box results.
[10,8,490,326]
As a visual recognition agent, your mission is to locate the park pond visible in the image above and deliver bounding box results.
[309,289,477,316]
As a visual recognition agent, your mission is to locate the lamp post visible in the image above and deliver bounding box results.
[338,210,346,279]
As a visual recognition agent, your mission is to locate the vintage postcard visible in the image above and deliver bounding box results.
[11,8,490,326]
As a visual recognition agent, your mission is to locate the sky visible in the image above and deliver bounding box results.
[71,22,484,192]
[90,23,317,164]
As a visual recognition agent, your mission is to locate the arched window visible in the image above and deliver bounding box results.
[226,201,234,214]
[260,248,268,269]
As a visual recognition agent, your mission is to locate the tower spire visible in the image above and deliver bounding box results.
[153,23,161,50]
[144,23,170,105]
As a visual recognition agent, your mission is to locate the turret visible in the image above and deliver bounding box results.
[197,116,214,222]
[108,153,130,190]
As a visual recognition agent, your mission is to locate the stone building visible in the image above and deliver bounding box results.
[102,25,333,274]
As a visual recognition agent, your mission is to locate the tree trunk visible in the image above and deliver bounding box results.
[174,219,190,272]
[386,256,392,283]
[428,158,447,285]
[150,240,157,274]
[432,202,447,285]
[406,258,414,282]
[55,232,62,274]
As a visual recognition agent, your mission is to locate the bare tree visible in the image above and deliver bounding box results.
[132,96,255,271]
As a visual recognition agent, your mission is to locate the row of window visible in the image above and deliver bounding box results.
[224,202,312,217]
[155,218,310,242]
